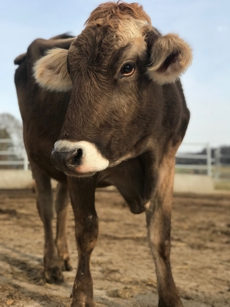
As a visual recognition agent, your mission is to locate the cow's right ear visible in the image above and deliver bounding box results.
[33,48,72,92]
[147,34,192,84]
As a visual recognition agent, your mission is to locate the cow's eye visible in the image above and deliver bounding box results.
[120,62,135,76]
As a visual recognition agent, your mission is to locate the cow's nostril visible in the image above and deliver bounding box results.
[68,148,83,166]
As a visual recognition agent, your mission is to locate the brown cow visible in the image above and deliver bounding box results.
[14,2,192,307]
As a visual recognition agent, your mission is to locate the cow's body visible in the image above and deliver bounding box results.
[14,2,192,307]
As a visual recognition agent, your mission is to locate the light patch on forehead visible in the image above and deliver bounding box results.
[118,18,148,41]
[127,35,147,57]
[115,18,150,48]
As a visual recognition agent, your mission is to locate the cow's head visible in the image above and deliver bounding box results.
[34,2,192,177]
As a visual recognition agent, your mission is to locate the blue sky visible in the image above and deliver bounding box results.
[0,0,229,148]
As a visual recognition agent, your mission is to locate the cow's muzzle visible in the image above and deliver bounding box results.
[51,140,109,177]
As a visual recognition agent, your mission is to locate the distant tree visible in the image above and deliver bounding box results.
[0,127,11,139]
[0,113,24,161]
[0,113,22,141]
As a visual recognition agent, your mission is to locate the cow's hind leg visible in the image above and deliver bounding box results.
[32,164,63,283]
[146,151,183,307]
[68,176,98,307]
[55,182,72,271]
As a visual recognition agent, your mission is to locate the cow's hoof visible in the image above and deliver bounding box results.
[61,257,72,271]
[44,265,64,284]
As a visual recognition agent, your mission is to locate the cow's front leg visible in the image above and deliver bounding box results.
[55,182,72,271]
[146,152,183,307]
[68,176,98,307]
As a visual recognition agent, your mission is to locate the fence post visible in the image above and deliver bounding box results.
[207,143,212,176]
[214,148,221,181]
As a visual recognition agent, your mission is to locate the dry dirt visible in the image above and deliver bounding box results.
[0,189,229,307]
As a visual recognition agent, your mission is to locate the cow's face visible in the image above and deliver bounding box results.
[34,2,192,177]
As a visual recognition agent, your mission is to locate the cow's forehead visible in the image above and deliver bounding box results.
[85,3,152,49]
[108,18,149,48]
[68,2,153,62]
[68,18,149,73]
[79,18,150,46]
[68,2,156,74]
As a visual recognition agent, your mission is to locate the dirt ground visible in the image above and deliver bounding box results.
[0,188,229,307]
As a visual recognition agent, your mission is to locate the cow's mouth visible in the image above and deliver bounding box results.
[63,169,97,178]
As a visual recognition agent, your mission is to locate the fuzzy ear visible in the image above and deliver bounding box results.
[33,48,72,92]
[148,34,192,84]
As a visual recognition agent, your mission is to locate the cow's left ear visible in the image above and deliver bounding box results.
[33,48,72,92]
[148,34,192,84]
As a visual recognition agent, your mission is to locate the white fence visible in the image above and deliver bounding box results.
[0,138,29,170]
[176,142,213,176]
[214,148,230,181]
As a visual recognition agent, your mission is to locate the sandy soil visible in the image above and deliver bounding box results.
[0,189,229,307]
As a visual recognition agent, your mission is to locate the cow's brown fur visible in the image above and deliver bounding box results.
[14,2,192,307]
